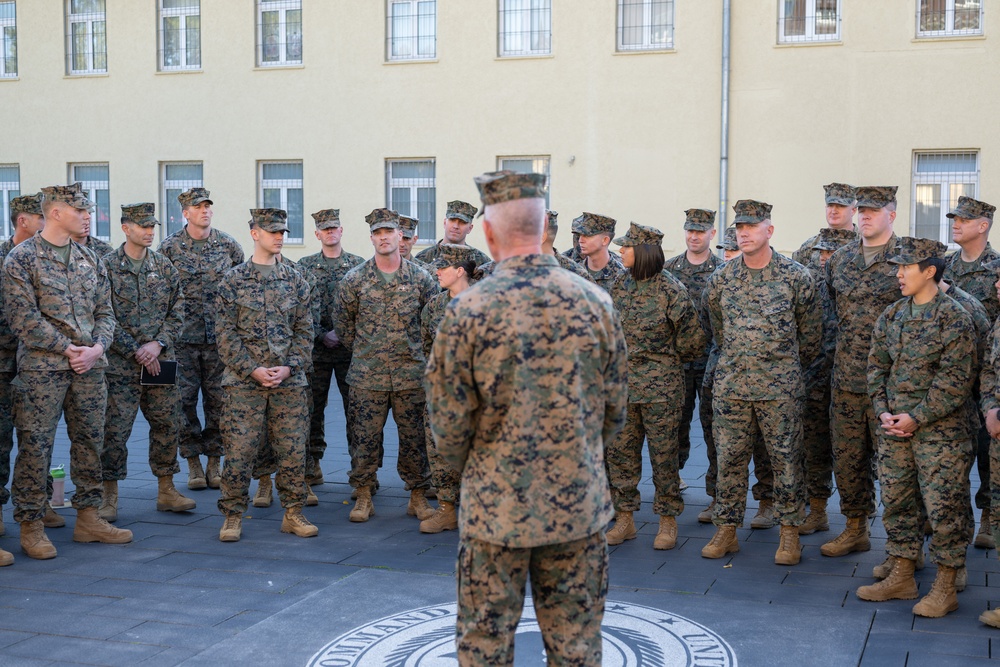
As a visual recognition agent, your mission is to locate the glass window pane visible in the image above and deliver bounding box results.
[186,15,200,67]
[651,0,671,46]
[915,153,977,173]
[262,188,281,209]
[165,190,184,236]
[261,10,279,62]
[392,3,413,58]
[286,188,303,239]
[816,0,838,35]
[72,22,87,71]
[417,1,435,56]
[162,0,200,9]
[416,187,435,237]
[94,188,110,239]
[620,0,642,46]
[0,166,18,181]
[955,0,981,31]
[390,161,434,179]
[286,9,302,61]
[920,0,946,32]
[949,182,977,209]
[391,187,411,216]
[3,25,15,75]
[71,0,104,15]
[92,21,106,71]
[163,16,181,67]
[165,163,202,181]
[74,165,109,181]
[262,162,303,180]
[914,184,942,240]
[784,0,806,37]
[0,2,14,21]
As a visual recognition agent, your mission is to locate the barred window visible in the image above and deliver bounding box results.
[387,0,436,61]
[617,0,673,52]
[0,1,16,78]
[386,159,436,242]
[498,0,551,57]
[912,151,979,244]
[160,162,203,238]
[0,164,20,239]
[258,161,304,243]
[498,156,550,207]
[69,163,111,241]
[917,0,982,37]
[778,0,840,43]
[159,0,201,71]
[66,0,107,75]
[256,0,302,67]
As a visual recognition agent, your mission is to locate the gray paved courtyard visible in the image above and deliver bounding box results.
[1,396,998,666]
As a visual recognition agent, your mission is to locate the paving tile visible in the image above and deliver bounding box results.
[4,634,164,665]
[136,648,200,666]
[110,621,231,651]
[0,629,37,650]
[91,596,247,626]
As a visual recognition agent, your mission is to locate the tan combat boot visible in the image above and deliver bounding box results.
[702,525,740,559]
[73,507,132,544]
[798,498,829,535]
[975,508,995,549]
[420,502,458,534]
[856,557,918,601]
[253,476,273,508]
[281,507,319,538]
[156,476,196,513]
[42,503,65,528]
[606,511,637,545]
[219,513,242,542]
[912,565,959,617]
[352,477,379,500]
[306,486,319,506]
[206,456,222,489]
[98,480,118,523]
[980,607,1000,628]
[20,520,56,559]
[874,549,924,579]
[0,546,12,566]
[750,499,775,529]
[775,525,802,565]
[350,486,374,522]
[653,515,678,550]
[407,488,435,521]
[187,457,207,490]
[820,516,870,557]
[306,458,324,487]
[698,500,715,524]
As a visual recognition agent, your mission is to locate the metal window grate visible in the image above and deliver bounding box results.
[498,156,550,207]
[161,162,203,238]
[386,159,436,242]
[617,0,673,52]
[0,1,17,78]
[387,0,436,61]
[917,0,982,37]
[159,0,201,71]
[256,0,302,66]
[0,163,20,240]
[69,162,111,240]
[911,151,979,244]
[777,0,840,43]
[258,161,304,243]
[498,0,551,57]
[65,0,106,75]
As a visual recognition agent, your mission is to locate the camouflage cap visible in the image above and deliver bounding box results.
[684,208,716,231]
[121,202,159,227]
[946,195,996,221]
[311,209,341,229]
[10,192,43,217]
[824,183,857,206]
[570,214,584,234]
[474,171,548,209]
[248,208,289,233]
[41,183,94,210]
[430,243,478,270]
[365,208,400,232]
[732,199,772,224]
[576,212,616,237]
[811,227,856,251]
[546,209,558,230]
[887,236,947,265]
[613,222,664,247]
[398,215,418,239]
[716,227,739,251]
[445,200,478,224]
[177,187,213,208]
[855,186,898,209]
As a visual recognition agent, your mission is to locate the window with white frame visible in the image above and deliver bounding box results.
[498,156,550,206]
[0,164,20,240]
[917,0,982,37]
[66,0,107,75]
[0,1,17,78]
[258,161,304,243]
[161,162,203,238]
[498,0,551,57]
[256,0,302,66]
[617,0,673,51]
[386,159,436,242]
[69,163,111,240]
[387,0,436,61]
[912,151,979,244]
[159,0,201,71]
[778,0,840,43]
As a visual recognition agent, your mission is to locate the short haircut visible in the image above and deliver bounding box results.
[917,257,945,283]
[40,199,59,216]
[630,244,665,281]
[485,198,545,243]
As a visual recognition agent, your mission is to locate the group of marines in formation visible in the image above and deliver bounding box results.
[3,169,1000,661]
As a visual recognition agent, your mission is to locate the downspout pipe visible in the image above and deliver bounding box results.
[718,0,731,253]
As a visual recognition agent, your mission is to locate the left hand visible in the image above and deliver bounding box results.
[135,341,163,375]
[67,344,105,375]
[259,366,291,388]
[881,412,917,438]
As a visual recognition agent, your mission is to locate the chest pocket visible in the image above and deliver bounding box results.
[235,291,264,334]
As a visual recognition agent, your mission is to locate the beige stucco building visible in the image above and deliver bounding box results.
[0,0,994,259]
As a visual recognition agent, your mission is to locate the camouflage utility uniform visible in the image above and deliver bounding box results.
[420,290,462,505]
[415,241,490,268]
[0,238,20,510]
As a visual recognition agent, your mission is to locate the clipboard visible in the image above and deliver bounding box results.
[140,360,178,386]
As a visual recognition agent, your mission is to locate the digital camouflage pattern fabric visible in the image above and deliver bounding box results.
[732,199,772,224]
[943,243,1000,323]
[40,183,93,210]
[9,193,42,218]
[473,173,546,208]
[683,208,716,232]
[445,200,479,223]
[575,212,616,237]
[311,208,341,229]
[415,242,491,269]
[585,251,627,294]
[612,222,663,247]
[855,185,898,209]
[824,182,857,206]
[477,252,592,283]
[176,187,213,207]
[947,195,996,221]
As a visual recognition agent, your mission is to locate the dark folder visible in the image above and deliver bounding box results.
[140,360,178,386]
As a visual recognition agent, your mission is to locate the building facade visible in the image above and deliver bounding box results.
[0,1,994,259]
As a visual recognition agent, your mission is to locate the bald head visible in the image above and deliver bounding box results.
[485,198,545,243]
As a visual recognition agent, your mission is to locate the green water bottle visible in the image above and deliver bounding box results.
[50,465,66,507]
